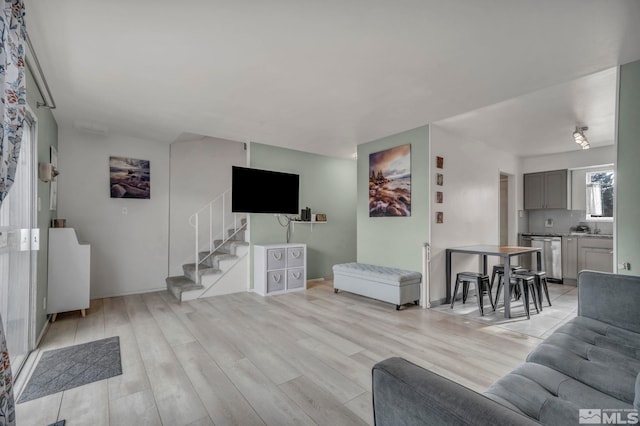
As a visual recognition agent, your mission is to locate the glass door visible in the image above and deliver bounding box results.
[0,112,37,374]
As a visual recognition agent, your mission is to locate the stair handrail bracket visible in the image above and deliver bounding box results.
[189,187,246,283]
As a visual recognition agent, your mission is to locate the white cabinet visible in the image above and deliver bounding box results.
[254,243,306,296]
[47,228,90,320]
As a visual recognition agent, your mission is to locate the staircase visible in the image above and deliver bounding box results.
[166,189,248,302]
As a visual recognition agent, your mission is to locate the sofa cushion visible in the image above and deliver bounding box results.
[485,363,633,426]
[555,316,640,360]
[578,271,640,334]
[526,317,640,404]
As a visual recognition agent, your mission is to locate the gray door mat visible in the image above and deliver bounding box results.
[18,336,122,403]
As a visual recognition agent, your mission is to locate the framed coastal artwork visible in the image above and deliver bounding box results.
[369,144,411,217]
[49,146,58,210]
[109,156,151,199]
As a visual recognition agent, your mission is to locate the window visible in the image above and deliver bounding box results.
[586,170,614,221]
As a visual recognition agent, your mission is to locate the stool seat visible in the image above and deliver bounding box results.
[457,272,486,279]
[513,271,536,279]
[491,265,526,292]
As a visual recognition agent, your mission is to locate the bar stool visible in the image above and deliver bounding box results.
[451,272,493,316]
[528,270,551,308]
[490,264,526,291]
[491,264,525,306]
[495,272,538,319]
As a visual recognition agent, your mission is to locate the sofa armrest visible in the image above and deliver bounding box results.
[578,271,640,333]
[372,358,539,426]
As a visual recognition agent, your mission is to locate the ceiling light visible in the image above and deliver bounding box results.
[573,126,590,150]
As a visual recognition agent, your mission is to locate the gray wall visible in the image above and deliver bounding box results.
[26,66,59,338]
[357,125,429,273]
[169,137,246,275]
[617,59,640,274]
[57,125,170,298]
[249,142,357,282]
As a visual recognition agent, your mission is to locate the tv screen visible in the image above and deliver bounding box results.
[232,166,300,214]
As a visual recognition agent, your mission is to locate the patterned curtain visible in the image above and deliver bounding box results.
[0,1,27,425]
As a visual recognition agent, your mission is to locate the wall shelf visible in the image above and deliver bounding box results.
[291,220,327,232]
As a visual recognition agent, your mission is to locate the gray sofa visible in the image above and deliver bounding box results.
[372,271,640,425]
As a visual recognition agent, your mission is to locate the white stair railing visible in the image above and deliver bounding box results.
[188,188,246,282]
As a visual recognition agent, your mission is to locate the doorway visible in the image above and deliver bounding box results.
[499,174,509,246]
[0,111,37,375]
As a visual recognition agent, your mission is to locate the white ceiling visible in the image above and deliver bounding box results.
[25,1,640,158]
[435,67,618,157]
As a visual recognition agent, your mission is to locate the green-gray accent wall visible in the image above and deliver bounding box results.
[357,125,429,272]
[26,66,59,338]
[248,142,357,284]
[617,59,640,275]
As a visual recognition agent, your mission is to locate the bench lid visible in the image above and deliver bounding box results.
[332,263,422,284]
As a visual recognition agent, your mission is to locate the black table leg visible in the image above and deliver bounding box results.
[536,250,542,271]
[504,256,511,318]
[446,249,452,304]
[482,255,488,276]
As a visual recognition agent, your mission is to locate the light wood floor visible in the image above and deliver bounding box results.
[15,281,543,426]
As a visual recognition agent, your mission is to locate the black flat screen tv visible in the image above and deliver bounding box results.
[232,166,299,214]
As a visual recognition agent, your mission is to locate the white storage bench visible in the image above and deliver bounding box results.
[332,263,421,310]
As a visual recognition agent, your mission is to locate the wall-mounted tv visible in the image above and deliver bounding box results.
[232,166,299,214]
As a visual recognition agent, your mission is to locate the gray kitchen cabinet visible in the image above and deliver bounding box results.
[578,237,613,273]
[562,236,578,280]
[524,169,567,209]
[524,173,545,210]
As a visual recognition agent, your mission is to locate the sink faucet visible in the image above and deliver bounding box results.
[592,221,600,234]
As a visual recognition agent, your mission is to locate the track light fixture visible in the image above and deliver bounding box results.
[573,126,590,150]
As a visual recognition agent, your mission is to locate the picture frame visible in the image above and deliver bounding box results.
[369,144,411,217]
[436,156,444,169]
[436,191,443,204]
[436,211,444,224]
[436,173,444,186]
[49,146,58,210]
[109,156,151,199]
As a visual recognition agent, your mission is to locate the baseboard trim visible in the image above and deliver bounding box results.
[96,286,167,299]
[429,297,447,307]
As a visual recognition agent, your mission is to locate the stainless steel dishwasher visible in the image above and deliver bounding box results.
[531,236,562,281]
[519,235,533,270]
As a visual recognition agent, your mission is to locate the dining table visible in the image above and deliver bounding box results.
[445,245,542,318]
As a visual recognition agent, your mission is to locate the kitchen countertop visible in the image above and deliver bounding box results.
[520,232,613,239]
